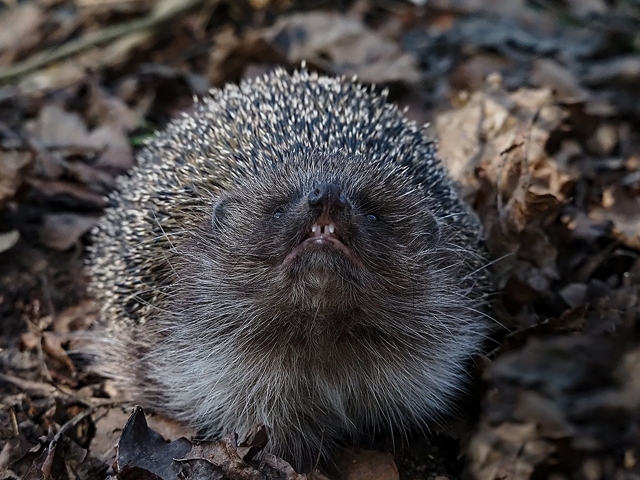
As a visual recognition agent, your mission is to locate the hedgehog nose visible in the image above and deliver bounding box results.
[308,183,347,210]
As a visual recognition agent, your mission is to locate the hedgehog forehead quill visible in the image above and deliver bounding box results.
[88,68,490,471]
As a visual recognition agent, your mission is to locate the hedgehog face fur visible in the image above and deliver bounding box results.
[207,152,442,315]
[88,69,489,471]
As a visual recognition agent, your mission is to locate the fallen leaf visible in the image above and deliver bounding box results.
[52,300,98,333]
[590,185,640,249]
[40,213,100,251]
[467,423,554,480]
[16,432,107,479]
[0,150,32,205]
[0,4,44,66]
[115,407,193,480]
[340,449,399,480]
[559,283,588,308]
[36,105,95,149]
[436,82,571,297]
[115,407,309,480]
[0,229,20,254]
[531,58,590,103]
[264,12,421,84]
[17,63,88,96]
[207,25,286,86]
[86,82,141,132]
[583,55,640,87]
[27,178,108,209]
[88,124,135,171]
[467,336,640,480]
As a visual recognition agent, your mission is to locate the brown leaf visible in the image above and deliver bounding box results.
[531,58,590,104]
[41,333,77,376]
[0,150,32,205]
[340,449,399,480]
[86,82,141,132]
[40,213,100,251]
[89,124,135,171]
[590,185,640,249]
[468,335,640,480]
[451,54,514,93]
[0,4,44,66]
[33,104,134,172]
[20,330,80,378]
[17,433,106,480]
[264,12,421,84]
[52,300,98,333]
[22,438,58,480]
[237,424,269,461]
[36,105,95,149]
[207,25,286,86]
[467,423,554,480]
[115,407,308,480]
[437,83,571,297]
[91,407,134,471]
[27,178,108,209]
[583,55,640,87]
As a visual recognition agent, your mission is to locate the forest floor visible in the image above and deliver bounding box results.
[1,0,639,479]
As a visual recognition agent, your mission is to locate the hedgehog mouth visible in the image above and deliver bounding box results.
[283,221,361,266]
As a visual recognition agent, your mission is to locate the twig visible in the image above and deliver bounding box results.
[0,372,57,396]
[55,401,123,439]
[0,0,209,84]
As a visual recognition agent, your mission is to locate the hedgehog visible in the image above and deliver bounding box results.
[87,68,489,471]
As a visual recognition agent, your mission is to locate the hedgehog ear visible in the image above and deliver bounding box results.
[212,194,236,232]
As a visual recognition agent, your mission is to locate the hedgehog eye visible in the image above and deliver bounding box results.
[273,209,284,219]
[367,214,377,221]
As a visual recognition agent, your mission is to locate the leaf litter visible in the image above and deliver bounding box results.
[0,0,639,479]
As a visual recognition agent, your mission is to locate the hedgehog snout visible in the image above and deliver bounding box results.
[308,182,347,212]
[306,182,349,242]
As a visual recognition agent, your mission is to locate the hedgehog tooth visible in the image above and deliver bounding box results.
[311,224,318,233]
[328,223,335,234]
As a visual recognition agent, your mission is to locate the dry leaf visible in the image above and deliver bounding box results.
[36,105,95,149]
[0,150,32,205]
[436,83,571,296]
[115,407,309,480]
[40,213,100,251]
[341,449,399,480]
[0,229,20,254]
[0,4,44,66]
[264,12,421,84]
[590,185,640,249]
